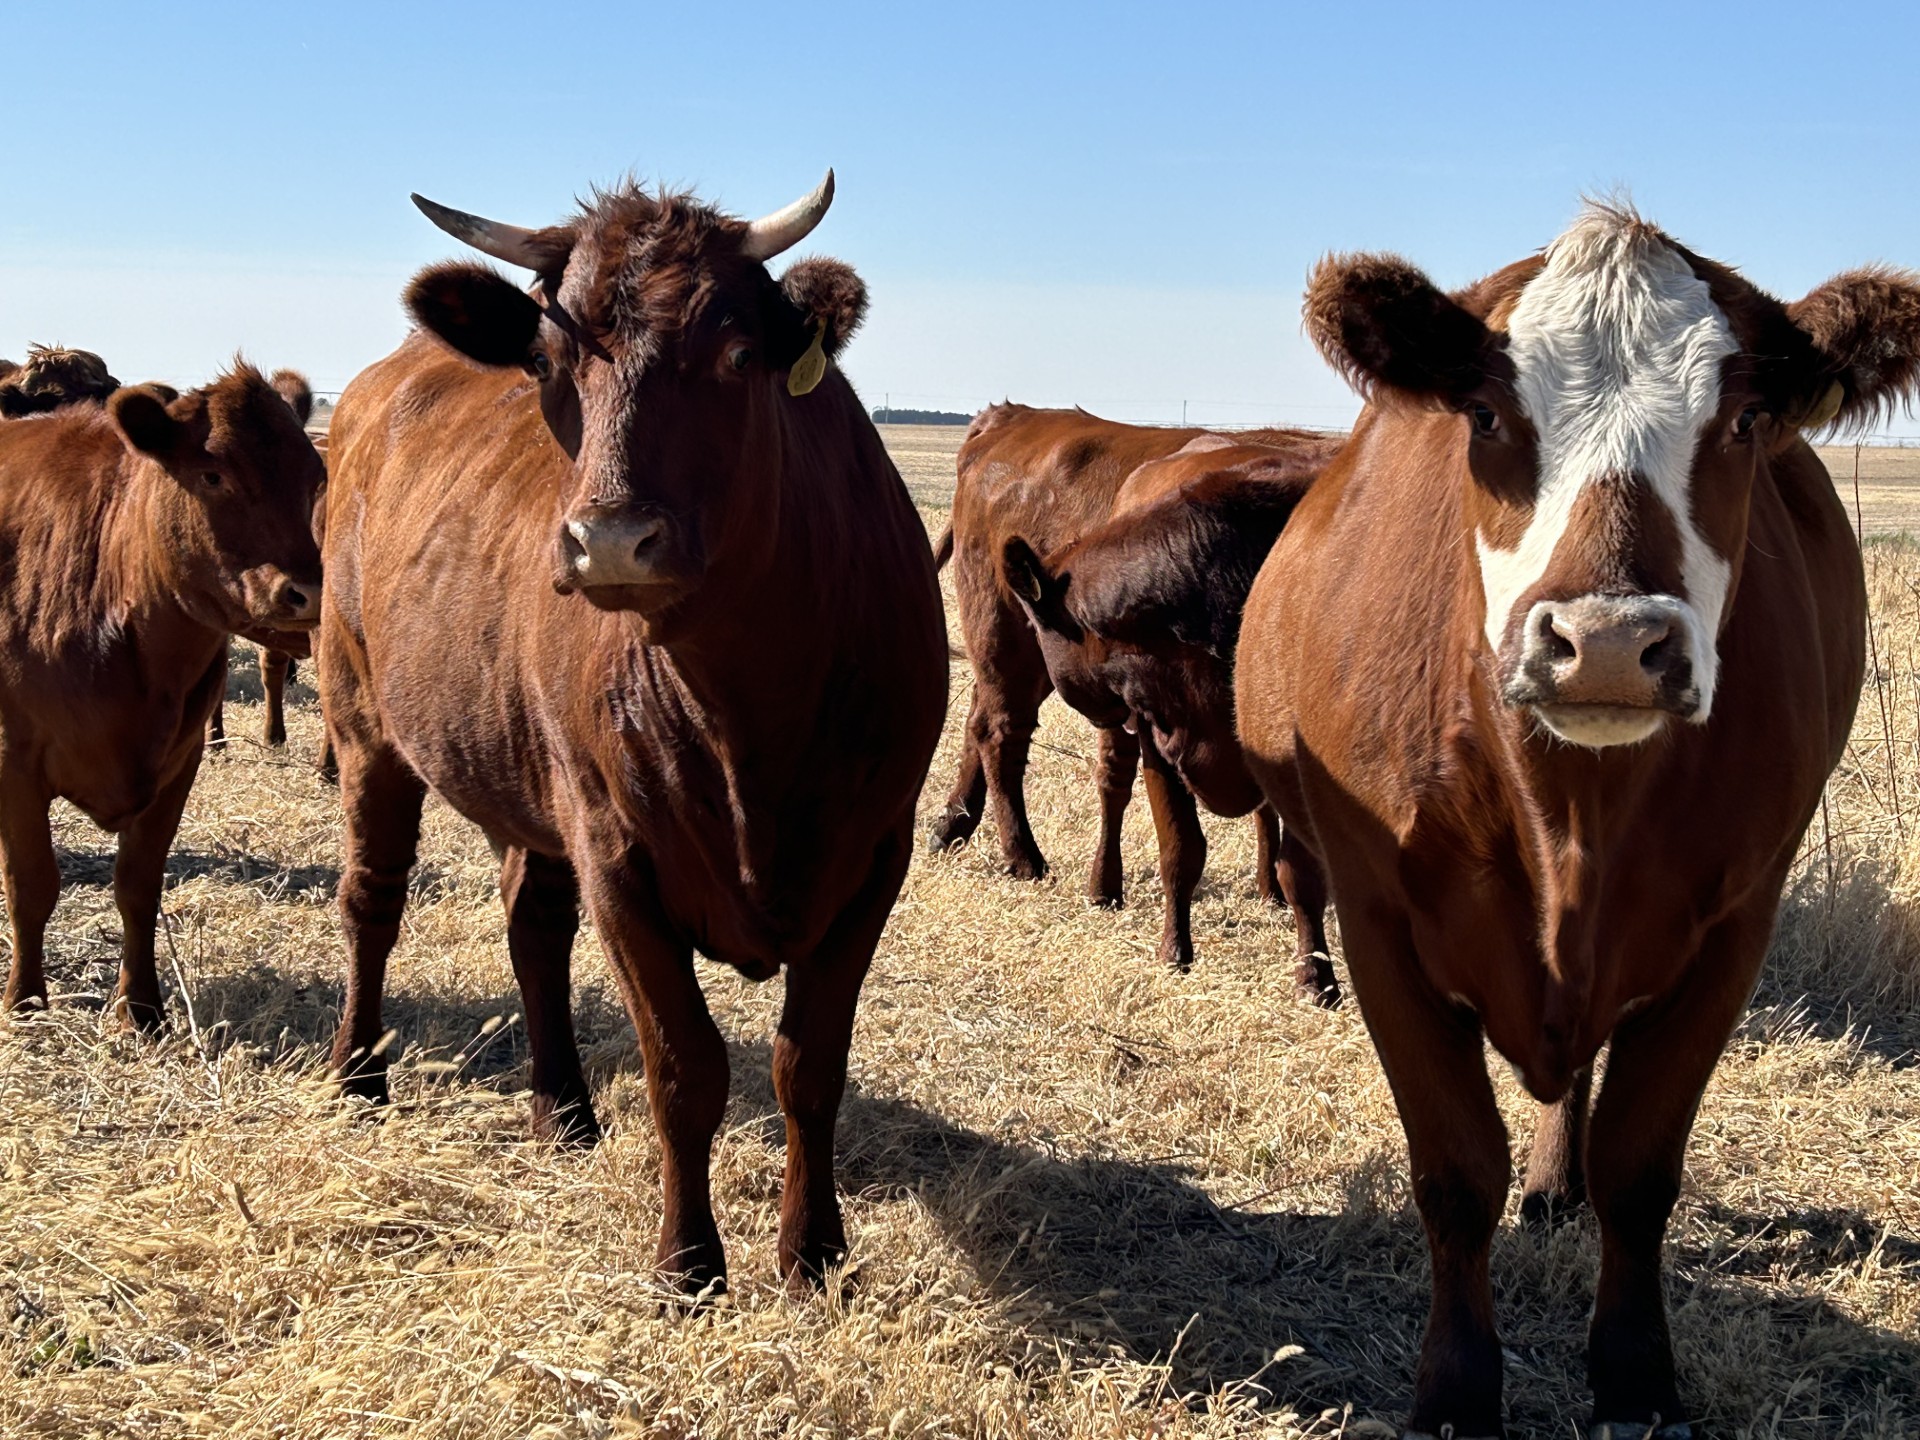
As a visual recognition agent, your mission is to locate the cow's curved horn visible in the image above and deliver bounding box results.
[411,194,547,270]
[741,170,835,262]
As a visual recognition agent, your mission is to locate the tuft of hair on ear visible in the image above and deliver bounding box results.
[1303,251,1492,405]
[779,258,868,357]
[1789,265,1920,432]
[404,261,544,369]
[268,368,315,425]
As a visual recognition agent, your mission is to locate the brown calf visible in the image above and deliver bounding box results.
[930,407,1335,889]
[319,173,946,1294]
[0,367,324,1028]
[208,368,322,750]
[1001,436,1337,994]
[1236,203,1912,1437]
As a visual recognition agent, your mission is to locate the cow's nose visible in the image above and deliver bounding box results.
[1519,596,1691,707]
[563,508,672,588]
[273,577,321,623]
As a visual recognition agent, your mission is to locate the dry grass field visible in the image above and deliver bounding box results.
[2,424,1917,1439]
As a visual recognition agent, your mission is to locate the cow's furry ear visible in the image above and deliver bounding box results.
[1002,537,1082,642]
[405,262,544,370]
[1303,252,1495,406]
[110,384,197,462]
[779,258,868,358]
[1787,266,1920,432]
[269,368,314,425]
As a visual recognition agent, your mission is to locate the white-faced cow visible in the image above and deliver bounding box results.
[1236,202,1914,1437]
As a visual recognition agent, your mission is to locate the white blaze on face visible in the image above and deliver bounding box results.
[1478,205,1738,720]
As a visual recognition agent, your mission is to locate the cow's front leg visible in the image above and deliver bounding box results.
[1582,901,1774,1439]
[0,758,59,1016]
[497,843,597,1145]
[1342,904,1510,1439]
[774,827,910,1286]
[111,758,202,1033]
[1140,735,1205,971]
[578,847,728,1297]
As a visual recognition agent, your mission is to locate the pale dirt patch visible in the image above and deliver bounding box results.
[0,430,1914,1438]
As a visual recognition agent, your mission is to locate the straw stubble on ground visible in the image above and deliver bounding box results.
[1,426,1917,1438]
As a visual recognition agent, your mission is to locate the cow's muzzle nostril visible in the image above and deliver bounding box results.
[564,510,675,589]
[1537,608,1578,663]
[271,578,321,622]
[1506,595,1699,740]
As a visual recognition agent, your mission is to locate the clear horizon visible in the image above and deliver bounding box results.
[7,2,1920,435]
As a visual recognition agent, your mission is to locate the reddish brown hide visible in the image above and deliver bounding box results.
[0,344,119,418]
[0,367,324,1029]
[208,369,325,752]
[1235,213,1914,1436]
[319,176,946,1295]
[929,407,1339,894]
[1000,436,1339,995]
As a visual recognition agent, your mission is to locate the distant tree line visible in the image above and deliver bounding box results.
[872,407,972,426]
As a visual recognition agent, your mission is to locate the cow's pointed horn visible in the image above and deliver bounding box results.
[741,170,835,262]
[411,194,548,270]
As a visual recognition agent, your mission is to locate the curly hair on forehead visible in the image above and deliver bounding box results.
[549,183,778,345]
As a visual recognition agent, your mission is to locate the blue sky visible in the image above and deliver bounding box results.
[6,1,1919,432]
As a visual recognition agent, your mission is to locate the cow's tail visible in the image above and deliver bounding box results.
[932,522,954,571]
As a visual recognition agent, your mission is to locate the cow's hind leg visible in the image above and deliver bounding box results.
[943,580,1053,880]
[1140,736,1206,971]
[1254,806,1283,906]
[1087,724,1138,907]
[1344,906,1510,1439]
[579,849,729,1298]
[0,761,58,1016]
[328,741,426,1105]
[927,685,988,853]
[1581,904,1773,1438]
[206,641,230,747]
[775,827,910,1287]
[497,844,598,1146]
[1520,1065,1592,1229]
[1274,825,1338,1007]
[110,758,201,1033]
[261,648,293,747]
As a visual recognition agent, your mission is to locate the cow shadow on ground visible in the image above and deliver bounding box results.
[52,844,344,901]
[169,961,1920,1440]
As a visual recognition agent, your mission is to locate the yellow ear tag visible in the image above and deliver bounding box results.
[787,323,827,397]
[1800,379,1844,432]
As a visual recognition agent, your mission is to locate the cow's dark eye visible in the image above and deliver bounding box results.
[727,344,753,373]
[530,351,552,380]
[1468,403,1499,437]
[201,472,223,490]
[1732,405,1761,439]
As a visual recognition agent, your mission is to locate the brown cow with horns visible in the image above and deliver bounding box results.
[319,171,947,1294]
[1236,201,1916,1438]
